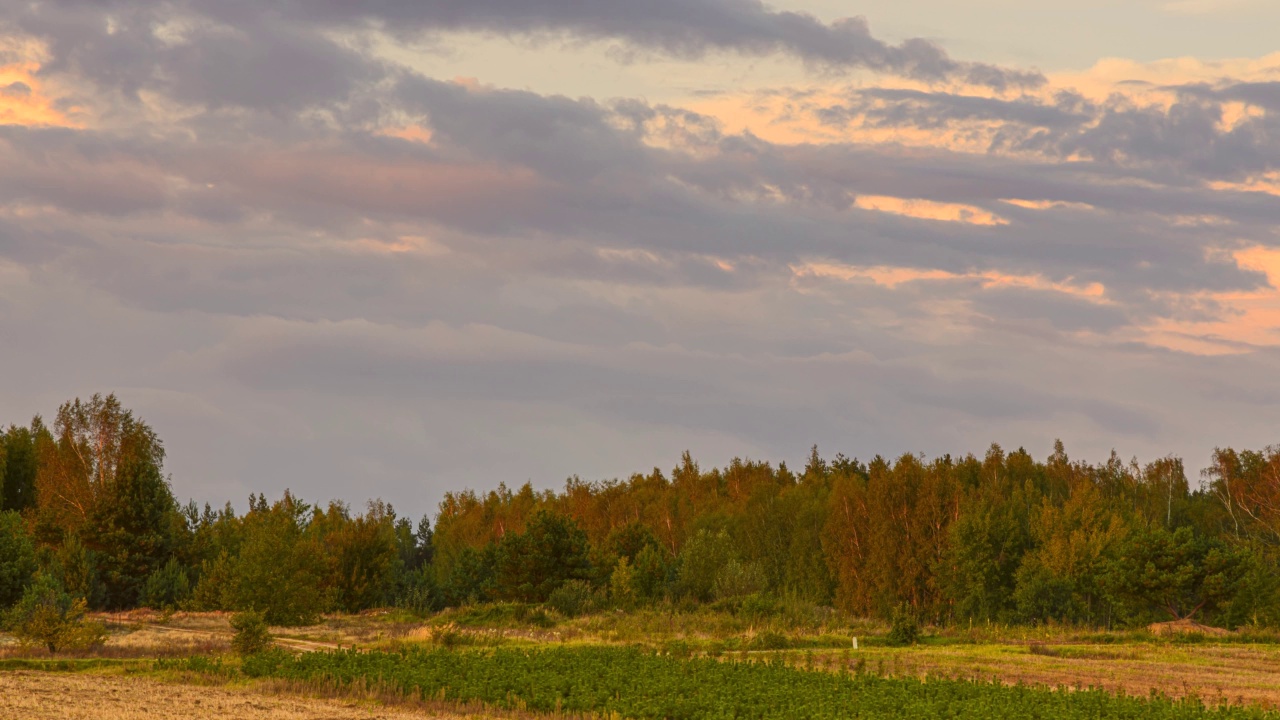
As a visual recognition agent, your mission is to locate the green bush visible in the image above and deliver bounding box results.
[241,647,291,677]
[230,610,273,656]
[547,579,595,618]
[140,558,191,610]
[747,631,790,651]
[887,606,920,647]
[4,574,107,653]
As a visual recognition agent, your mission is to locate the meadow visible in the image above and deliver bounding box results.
[8,607,1280,718]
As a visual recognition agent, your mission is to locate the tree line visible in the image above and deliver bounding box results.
[3,394,1279,629]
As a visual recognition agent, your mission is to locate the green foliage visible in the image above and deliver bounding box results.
[51,396,181,610]
[0,510,37,609]
[676,529,736,602]
[4,574,106,653]
[394,565,441,615]
[43,534,102,608]
[230,610,273,656]
[312,500,401,613]
[547,579,595,618]
[887,606,921,646]
[139,557,190,610]
[492,510,591,603]
[630,544,672,601]
[713,558,767,601]
[746,630,790,650]
[1103,525,1249,624]
[1,424,39,513]
[189,551,234,611]
[227,492,326,626]
[443,545,495,606]
[232,645,1279,719]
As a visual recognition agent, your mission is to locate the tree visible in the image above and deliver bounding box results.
[492,510,591,603]
[82,442,180,609]
[1103,525,1249,624]
[4,574,106,653]
[0,510,37,608]
[140,557,191,610]
[229,492,327,625]
[1,423,40,513]
[313,500,401,613]
[675,529,736,602]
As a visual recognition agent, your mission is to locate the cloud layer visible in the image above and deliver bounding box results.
[2,1,1279,514]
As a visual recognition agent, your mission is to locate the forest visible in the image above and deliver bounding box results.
[3,393,1279,630]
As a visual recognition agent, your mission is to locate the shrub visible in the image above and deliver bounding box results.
[241,647,291,678]
[664,639,693,658]
[140,557,191,610]
[4,574,107,653]
[230,610,273,656]
[548,579,595,618]
[394,566,441,615]
[714,559,766,601]
[886,606,920,647]
[747,631,790,651]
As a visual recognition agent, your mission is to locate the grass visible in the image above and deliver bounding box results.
[9,604,1280,715]
[0,669,512,719]
[162,645,1280,719]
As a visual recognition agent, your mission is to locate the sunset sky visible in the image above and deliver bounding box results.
[3,1,1280,515]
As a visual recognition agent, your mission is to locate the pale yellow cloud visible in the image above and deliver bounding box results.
[0,61,80,127]
[853,195,1008,226]
[1141,246,1280,354]
[792,261,1107,300]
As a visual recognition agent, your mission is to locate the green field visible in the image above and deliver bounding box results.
[156,644,1280,719]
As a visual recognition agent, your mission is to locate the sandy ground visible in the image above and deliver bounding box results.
[0,671,458,720]
[823,643,1280,707]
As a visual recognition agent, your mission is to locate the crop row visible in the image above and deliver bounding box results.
[228,646,1280,719]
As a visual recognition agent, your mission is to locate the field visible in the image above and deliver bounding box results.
[0,670,485,720]
[8,608,1280,718]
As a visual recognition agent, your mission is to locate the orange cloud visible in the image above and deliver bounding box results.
[792,261,1107,300]
[378,125,434,145]
[1141,246,1280,354]
[0,61,79,128]
[854,195,1007,226]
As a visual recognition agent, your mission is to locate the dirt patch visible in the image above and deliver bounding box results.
[1149,620,1231,637]
[828,643,1280,707]
[0,671,481,719]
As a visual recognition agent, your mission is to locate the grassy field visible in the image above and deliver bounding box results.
[6,607,1280,717]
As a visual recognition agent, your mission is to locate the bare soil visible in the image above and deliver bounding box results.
[0,671,469,719]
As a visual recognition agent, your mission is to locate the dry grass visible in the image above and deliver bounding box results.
[809,642,1280,708]
[0,670,493,719]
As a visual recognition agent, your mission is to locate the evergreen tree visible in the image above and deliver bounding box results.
[0,510,37,609]
[493,510,591,603]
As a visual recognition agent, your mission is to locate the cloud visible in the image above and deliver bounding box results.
[237,0,1043,89]
[4,2,1280,512]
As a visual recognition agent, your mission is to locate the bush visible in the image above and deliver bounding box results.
[394,566,441,615]
[230,610,273,656]
[4,574,107,653]
[140,558,191,610]
[747,631,791,651]
[548,579,595,618]
[886,606,920,647]
[241,647,291,677]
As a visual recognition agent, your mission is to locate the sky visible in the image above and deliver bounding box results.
[3,1,1280,518]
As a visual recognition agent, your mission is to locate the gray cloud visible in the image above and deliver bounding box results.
[3,2,1280,512]
[213,0,1043,90]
